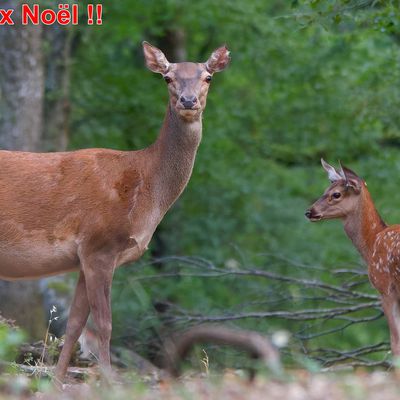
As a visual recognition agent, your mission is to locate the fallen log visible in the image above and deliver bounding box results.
[163,324,282,379]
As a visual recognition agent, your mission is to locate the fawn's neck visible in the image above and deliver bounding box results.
[343,187,386,264]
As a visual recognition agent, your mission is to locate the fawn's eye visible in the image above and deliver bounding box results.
[205,75,212,83]
[332,192,341,199]
[164,76,172,84]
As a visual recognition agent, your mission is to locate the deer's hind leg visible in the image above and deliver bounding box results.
[54,270,90,385]
[381,294,400,358]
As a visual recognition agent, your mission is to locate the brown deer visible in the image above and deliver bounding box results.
[305,159,400,358]
[0,41,230,384]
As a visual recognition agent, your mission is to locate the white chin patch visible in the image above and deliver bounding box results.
[178,109,199,119]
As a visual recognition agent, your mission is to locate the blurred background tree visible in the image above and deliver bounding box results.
[0,1,73,339]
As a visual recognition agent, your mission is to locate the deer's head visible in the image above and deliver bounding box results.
[305,159,364,222]
[143,41,230,122]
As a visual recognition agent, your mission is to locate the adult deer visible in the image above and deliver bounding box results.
[305,159,400,358]
[0,41,230,384]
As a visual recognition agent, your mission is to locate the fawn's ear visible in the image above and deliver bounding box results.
[205,45,230,73]
[321,158,343,182]
[341,165,362,194]
[143,41,170,75]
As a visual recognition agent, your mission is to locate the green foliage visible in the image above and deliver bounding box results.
[294,0,400,33]
[69,0,400,366]
[0,324,24,362]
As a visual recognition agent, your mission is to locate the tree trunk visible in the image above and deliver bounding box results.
[42,25,73,151]
[157,28,187,62]
[0,1,47,340]
[0,1,44,151]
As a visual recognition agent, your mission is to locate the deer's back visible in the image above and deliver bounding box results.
[370,225,400,294]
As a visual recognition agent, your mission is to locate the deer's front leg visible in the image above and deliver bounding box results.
[54,271,90,385]
[381,294,400,357]
[81,253,116,376]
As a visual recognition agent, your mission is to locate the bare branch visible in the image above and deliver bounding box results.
[163,324,282,378]
[125,254,388,369]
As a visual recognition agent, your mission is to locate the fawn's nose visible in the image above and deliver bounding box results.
[180,95,198,110]
[305,210,313,219]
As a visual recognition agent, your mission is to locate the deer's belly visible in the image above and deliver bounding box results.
[0,239,79,281]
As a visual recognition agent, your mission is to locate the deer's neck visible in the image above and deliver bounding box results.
[149,103,202,210]
[343,188,386,264]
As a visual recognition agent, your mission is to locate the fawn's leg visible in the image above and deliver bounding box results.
[381,294,400,357]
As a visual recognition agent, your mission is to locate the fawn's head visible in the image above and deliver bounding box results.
[305,159,364,222]
[143,41,230,122]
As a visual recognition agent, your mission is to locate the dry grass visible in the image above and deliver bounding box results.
[1,368,400,400]
[0,314,16,330]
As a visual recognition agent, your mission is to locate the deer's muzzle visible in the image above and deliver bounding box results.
[305,209,322,221]
[180,95,198,110]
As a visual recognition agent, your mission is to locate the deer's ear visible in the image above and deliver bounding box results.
[205,45,230,73]
[321,158,343,182]
[342,166,362,194]
[143,41,170,74]
[346,178,362,194]
[341,165,360,180]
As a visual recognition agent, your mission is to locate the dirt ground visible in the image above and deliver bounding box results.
[1,368,400,400]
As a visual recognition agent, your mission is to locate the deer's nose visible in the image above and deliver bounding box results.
[305,210,313,219]
[180,95,198,109]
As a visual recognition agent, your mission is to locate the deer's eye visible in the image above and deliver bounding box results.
[332,192,341,199]
[164,76,172,84]
[205,75,212,83]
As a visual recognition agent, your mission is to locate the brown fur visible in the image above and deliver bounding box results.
[0,42,230,385]
[306,161,400,358]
